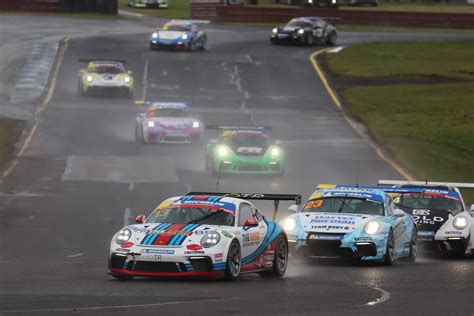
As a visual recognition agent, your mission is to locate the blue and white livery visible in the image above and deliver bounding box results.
[150,20,207,51]
[280,185,417,265]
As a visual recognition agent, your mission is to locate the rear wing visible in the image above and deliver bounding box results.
[186,192,301,220]
[205,125,272,131]
[78,59,126,63]
[134,100,190,108]
[378,180,474,190]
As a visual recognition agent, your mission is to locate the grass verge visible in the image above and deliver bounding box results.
[0,11,126,20]
[325,41,474,80]
[343,3,474,14]
[0,120,24,171]
[323,40,474,202]
[118,0,190,19]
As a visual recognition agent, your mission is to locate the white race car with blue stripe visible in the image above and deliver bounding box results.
[280,185,417,265]
[109,192,300,280]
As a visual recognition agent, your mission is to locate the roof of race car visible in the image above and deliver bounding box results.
[289,17,320,23]
[220,130,268,137]
[377,186,462,200]
[309,185,387,204]
[156,195,245,213]
[147,102,189,110]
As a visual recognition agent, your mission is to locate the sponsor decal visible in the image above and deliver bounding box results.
[310,215,356,225]
[305,200,323,209]
[194,230,207,235]
[141,249,174,255]
[311,225,349,230]
[130,226,149,233]
[151,230,193,236]
[411,209,445,225]
[214,253,223,258]
[221,230,233,238]
[237,147,263,154]
[417,231,435,237]
[393,221,407,239]
[445,231,462,235]
[309,234,343,240]
[185,251,205,254]
[242,232,260,246]
[355,237,372,241]
[215,258,223,263]
[115,248,131,252]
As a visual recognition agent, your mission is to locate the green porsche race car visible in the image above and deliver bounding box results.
[206,127,284,175]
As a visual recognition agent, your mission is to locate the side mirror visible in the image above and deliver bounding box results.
[135,215,145,224]
[243,218,258,227]
[393,209,405,217]
[470,204,474,216]
[288,204,298,213]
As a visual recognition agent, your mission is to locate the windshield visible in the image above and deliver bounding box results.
[163,24,191,32]
[303,197,384,216]
[286,20,312,28]
[148,108,188,118]
[147,206,234,226]
[90,66,123,74]
[221,134,268,149]
[393,193,463,213]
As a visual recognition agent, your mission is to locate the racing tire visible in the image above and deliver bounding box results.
[259,235,288,278]
[200,36,207,51]
[305,33,314,46]
[224,240,241,281]
[111,273,134,281]
[326,31,338,46]
[135,125,145,144]
[270,38,279,45]
[408,228,417,263]
[383,230,395,266]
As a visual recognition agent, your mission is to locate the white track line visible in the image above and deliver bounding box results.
[142,58,149,101]
[123,208,131,227]
[66,253,83,258]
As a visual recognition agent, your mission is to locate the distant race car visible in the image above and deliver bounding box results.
[108,192,302,280]
[128,0,168,9]
[270,17,337,46]
[206,127,284,175]
[78,60,133,97]
[150,20,207,51]
[378,180,474,257]
[279,184,417,265]
[135,101,203,144]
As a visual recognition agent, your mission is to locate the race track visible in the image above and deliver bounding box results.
[0,19,473,315]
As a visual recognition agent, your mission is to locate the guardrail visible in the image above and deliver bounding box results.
[191,4,474,29]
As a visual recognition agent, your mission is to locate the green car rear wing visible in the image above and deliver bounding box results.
[186,192,301,220]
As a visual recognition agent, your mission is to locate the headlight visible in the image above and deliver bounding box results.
[152,32,158,39]
[200,232,221,248]
[453,215,468,230]
[272,27,278,33]
[115,228,131,244]
[182,34,188,40]
[270,147,280,157]
[124,76,131,83]
[364,220,381,235]
[86,75,93,82]
[297,29,305,35]
[147,121,155,127]
[192,121,200,128]
[217,145,229,157]
[282,217,296,231]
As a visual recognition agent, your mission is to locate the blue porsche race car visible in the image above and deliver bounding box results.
[280,185,417,265]
[150,20,207,51]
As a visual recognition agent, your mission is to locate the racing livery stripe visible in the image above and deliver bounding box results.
[146,223,174,245]
[152,223,187,246]
[170,223,200,246]
[140,223,169,245]
[241,221,281,265]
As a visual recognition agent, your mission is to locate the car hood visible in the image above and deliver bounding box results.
[158,31,188,40]
[125,223,226,247]
[297,212,376,234]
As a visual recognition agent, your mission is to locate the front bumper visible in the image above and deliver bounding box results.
[108,252,226,277]
[85,85,132,95]
[271,33,306,44]
[213,158,283,174]
[150,40,189,50]
[145,130,202,143]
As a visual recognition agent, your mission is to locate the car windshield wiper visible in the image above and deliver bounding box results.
[337,194,349,213]
[187,209,224,225]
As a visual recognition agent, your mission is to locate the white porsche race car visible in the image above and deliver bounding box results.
[135,102,203,144]
[108,192,301,280]
[379,180,474,257]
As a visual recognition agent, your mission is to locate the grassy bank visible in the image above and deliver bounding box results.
[323,40,474,201]
[118,0,190,19]
[325,41,474,80]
